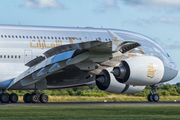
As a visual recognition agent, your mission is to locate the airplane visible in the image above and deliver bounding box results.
[0,24,177,103]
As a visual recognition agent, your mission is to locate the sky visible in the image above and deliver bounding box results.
[0,0,180,84]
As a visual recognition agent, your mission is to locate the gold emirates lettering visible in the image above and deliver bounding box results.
[147,63,156,78]
[30,40,62,49]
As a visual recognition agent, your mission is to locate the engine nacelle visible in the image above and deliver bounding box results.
[112,56,164,86]
[96,68,145,94]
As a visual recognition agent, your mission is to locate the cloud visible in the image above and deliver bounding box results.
[25,0,65,9]
[154,38,180,50]
[123,17,180,27]
[94,0,120,13]
[122,0,180,11]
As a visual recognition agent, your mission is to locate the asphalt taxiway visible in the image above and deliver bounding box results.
[1,102,180,106]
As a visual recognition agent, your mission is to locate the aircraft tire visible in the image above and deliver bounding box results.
[9,93,18,103]
[0,93,9,103]
[40,93,48,103]
[23,93,31,103]
[147,94,153,102]
[31,94,39,103]
[152,94,159,102]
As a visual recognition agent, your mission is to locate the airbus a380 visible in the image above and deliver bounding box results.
[0,25,177,103]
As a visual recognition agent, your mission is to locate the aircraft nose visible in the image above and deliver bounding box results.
[160,66,178,82]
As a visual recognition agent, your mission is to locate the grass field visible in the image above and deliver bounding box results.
[17,95,180,102]
[0,105,180,120]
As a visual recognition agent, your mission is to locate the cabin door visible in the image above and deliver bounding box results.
[24,50,32,64]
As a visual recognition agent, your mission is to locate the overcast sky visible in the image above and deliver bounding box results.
[0,0,180,84]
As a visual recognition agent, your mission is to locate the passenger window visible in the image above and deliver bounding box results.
[66,37,68,40]
[37,36,39,39]
[19,55,21,59]
[26,36,28,39]
[51,37,53,39]
[58,37,61,40]
[15,55,17,59]
[12,35,14,38]
[48,37,50,39]
[8,35,11,38]
[23,36,25,39]
[62,37,64,40]
[1,35,3,38]
[11,55,13,58]
[8,55,9,58]
[4,55,6,58]
[55,37,57,39]
[0,55,2,58]
[79,38,81,40]
[30,36,32,39]
[19,36,21,38]
[5,35,7,38]
[44,37,46,39]
[41,36,43,39]
[33,36,35,39]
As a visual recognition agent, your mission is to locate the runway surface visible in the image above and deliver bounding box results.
[1,102,180,106]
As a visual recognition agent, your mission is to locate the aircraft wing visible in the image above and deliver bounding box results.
[5,30,141,91]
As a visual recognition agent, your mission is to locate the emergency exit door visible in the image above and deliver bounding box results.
[24,50,32,64]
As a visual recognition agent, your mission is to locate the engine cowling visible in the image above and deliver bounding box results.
[96,68,145,94]
[112,56,164,86]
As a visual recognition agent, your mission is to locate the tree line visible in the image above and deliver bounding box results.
[6,84,180,97]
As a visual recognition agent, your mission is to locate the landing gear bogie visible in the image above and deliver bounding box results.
[23,92,49,103]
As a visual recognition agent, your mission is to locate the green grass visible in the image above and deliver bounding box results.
[0,105,180,120]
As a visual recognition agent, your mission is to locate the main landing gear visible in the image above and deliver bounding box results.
[23,92,48,103]
[147,85,159,102]
[0,93,18,103]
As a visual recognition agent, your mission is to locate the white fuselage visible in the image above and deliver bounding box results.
[0,25,177,90]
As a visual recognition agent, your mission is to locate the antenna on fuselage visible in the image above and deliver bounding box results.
[101,25,103,28]
[19,22,21,25]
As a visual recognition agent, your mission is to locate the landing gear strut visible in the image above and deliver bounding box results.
[23,92,48,103]
[147,85,159,102]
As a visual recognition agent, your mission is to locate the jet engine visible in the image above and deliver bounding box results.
[112,56,164,86]
[96,68,145,94]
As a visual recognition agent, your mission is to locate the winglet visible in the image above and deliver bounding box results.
[107,30,125,51]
